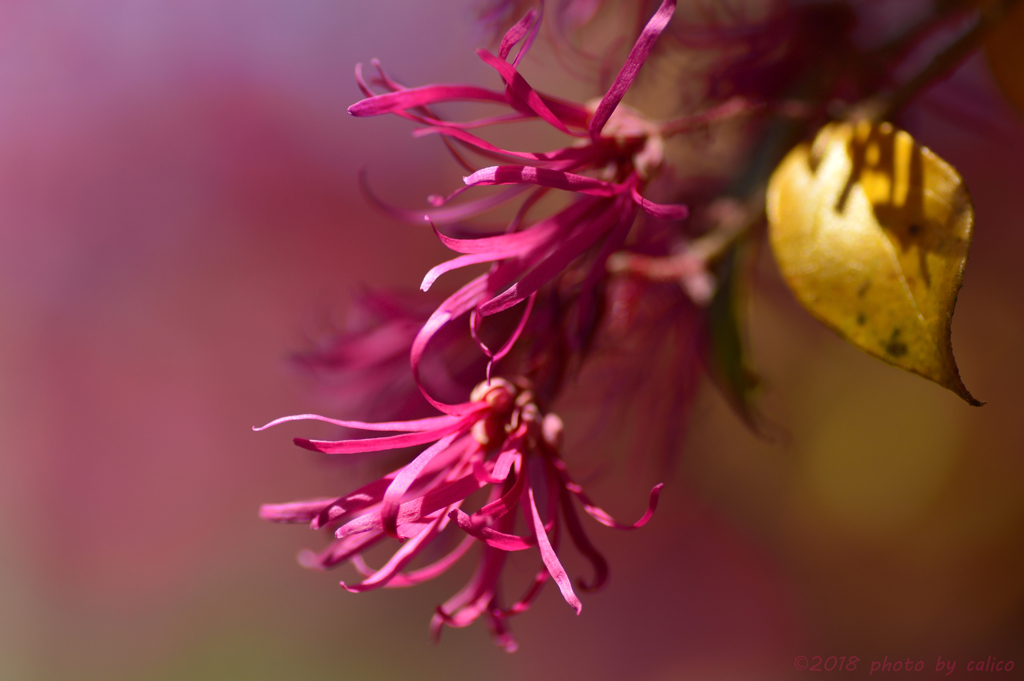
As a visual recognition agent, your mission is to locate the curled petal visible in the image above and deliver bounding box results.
[471,455,527,520]
[476,49,577,135]
[470,292,536,376]
[430,537,510,643]
[630,183,690,220]
[341,515,446,592]
[427,226,550,262]
[410,276,494,414]
[297,532,383,571]
[421,252,504,292]
[498,568,549,617]
[352,532,476,588]
[411,254,530,412]
[498,8,540,65]
[569,478,665,530]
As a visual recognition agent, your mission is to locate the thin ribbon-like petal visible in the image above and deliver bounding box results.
[589,0,677,138]
[558,485,609,592]
[449,508,538,550]
[464,165,622,196]
[352,532,475,588]
[297,531,383,570]
[259,497,335,524]
[413,126,596,164]
[254,412,463,434]
[478,200,619,316]
[380,432,464,538]
[294,411,479,454]
[476,49,576,135]
[341,515,445,592]
[525,485,582,614]
[336,469,485,538]
[553,456,665,529]
[498,568,549,617]
[361,169,528,226]
[630,182,690,220]
[498,9,539,62]
[349,83,508,117]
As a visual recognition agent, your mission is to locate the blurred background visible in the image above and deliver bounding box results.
[0,1,1022,679]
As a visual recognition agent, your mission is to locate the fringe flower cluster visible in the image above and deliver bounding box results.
[261,0,688,652]
[260,379,661,651]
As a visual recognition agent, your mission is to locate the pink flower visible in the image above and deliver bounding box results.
[258,377,662,651]
[346,0,711,408]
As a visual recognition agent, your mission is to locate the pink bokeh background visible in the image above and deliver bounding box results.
[1,2,1022,679]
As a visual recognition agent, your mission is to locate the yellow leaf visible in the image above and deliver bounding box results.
[985,0,1024,117]
[767,120,980,405]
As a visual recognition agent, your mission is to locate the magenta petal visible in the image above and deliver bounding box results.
[558,486,609,592]
[413,126,595,164]
[341,516,445,592]
[259,497,335,524]
[475,49,575,135]
[336,470,484,538]
[431,542,507,635]
[410,252,528,413]
[411,277,493,414]
[499,568,549,617]
[630,183,690,220]
[525,486,582,614]
[421,252,504,292]
[361,169,529,226]
[536,94,590,130]
[589,0,677,138]
[312,474,402,531]
[410,111,532,131]
[430,209,568,255]
[573,480,664,530]
[298,531,383,570]
[472,446,521,484]
[369,58,406,92]
[498,8,539,62]
[470,289,535,368]
[380,431,463,537]
[254,411,463,434]
[449,509,537,550]
[349,83,508,117]
[464,165,621,196]
[478,201,619,316]
[294,411,479,455]
[474,455,526,519]
[356,532,475,588]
